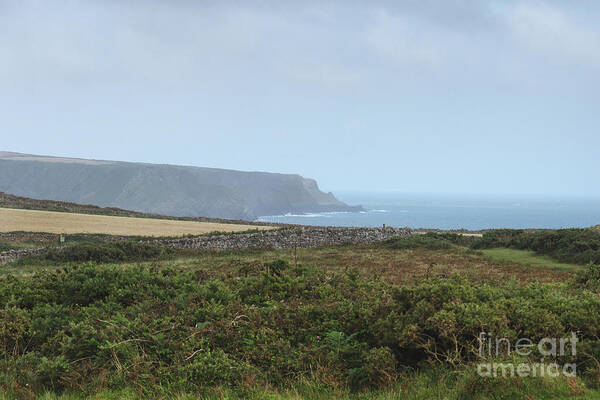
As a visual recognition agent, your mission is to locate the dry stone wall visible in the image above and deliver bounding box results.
[0,227,412,264]
[0,232,60,243]
[0,248,47,264]
[152,227,411,251]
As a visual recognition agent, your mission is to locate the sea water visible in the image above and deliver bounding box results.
[256,192,600,230]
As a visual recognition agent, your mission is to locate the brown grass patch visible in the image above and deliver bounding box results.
[162,245,572,285]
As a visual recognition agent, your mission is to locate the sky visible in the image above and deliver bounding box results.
[1,0,599,197]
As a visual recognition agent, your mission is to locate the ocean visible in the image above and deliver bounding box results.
[256,192,600,230]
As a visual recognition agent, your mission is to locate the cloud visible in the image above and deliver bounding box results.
[366,10,446,69]
[0,2,270,87]
[362,1,600,91]
[507,3,600,69]
[288,63,362,89]
[1,0,599,93]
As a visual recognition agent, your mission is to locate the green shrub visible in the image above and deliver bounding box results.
[178,349,253,387]
[0,242,13,252]
[381,233,453,250]
[428,232,480,247]
[382,232,477,250]
[573,263,600,291]
[471,228,600,265]
[25,241,173,264]
[0,306,30,358]
[350,346,397,390]
[264,259,289,276]
[470,229,525,249]
[2,262,600,395]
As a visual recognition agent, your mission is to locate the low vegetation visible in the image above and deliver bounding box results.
[471,228,600,265]
[2,259,600,398]
[0,241,40,252]
[1,229,599,398]
[17,242,174,265]
[0,243,14,252]
[380,233,452,250]
[381,232,478,250]
[479,248,582,271]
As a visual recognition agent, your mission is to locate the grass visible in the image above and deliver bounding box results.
[480,248,583,271]
[4,243,572,283]
[0,208,272,237]
[2,233,577,284]
[176,244,573,284]
[0,240,41,252]
[4,366,598,399]
[0,191,274,226]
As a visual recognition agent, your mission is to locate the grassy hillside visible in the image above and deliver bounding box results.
[1,234,599,399]
[0,192,272,226]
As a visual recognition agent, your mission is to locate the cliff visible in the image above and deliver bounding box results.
[0,152,362,220]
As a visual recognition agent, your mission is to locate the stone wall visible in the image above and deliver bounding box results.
[0,232,60,244]
[152,226,411,251]
[0,247,47,264]
[0,227,411,264]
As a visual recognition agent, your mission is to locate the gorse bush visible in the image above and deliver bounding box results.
[381,233,453,250]
[426,232,481,247]
[382,232,479,250]
[0,242,21,252]
[0,243,13,252]
[1,261,600,397]
[470,229,524,249]
[573,263,600,291]
[471,228,600,265]
[21,241,173,264]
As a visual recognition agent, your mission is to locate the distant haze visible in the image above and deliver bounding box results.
[1,1,599,196]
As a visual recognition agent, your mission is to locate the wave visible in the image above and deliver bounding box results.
[257,213,330,219]
[258,209,400,220]
[257,210,361,219]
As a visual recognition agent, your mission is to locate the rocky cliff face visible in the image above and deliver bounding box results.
[0,152,362,220]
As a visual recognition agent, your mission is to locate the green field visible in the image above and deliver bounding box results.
[480,248,583,271]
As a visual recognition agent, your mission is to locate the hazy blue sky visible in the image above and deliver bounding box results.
[1,0,598,196]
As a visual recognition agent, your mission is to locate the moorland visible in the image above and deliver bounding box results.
[1,198,600,399]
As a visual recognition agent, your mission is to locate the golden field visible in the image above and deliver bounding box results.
[0,208,270,237]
